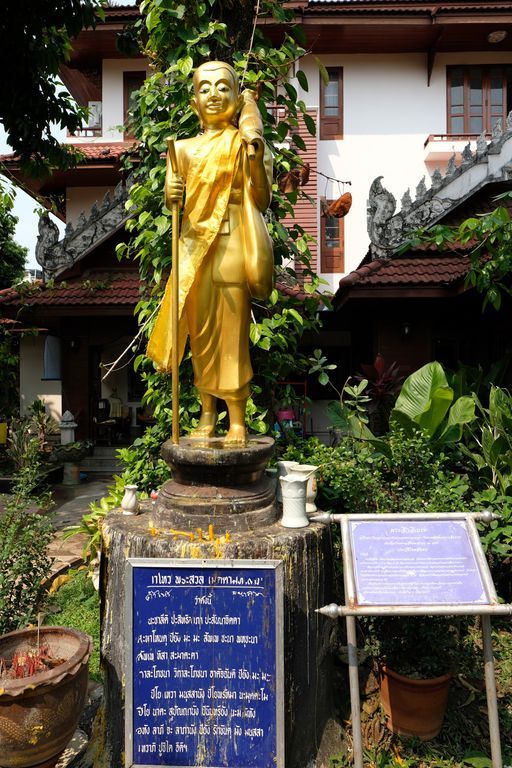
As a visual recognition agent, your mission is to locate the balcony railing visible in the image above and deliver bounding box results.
[424,133,491,149]
[67,126,102,139]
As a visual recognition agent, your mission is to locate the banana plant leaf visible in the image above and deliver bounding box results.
[390,361,475,443]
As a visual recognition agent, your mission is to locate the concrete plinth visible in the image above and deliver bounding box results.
[98,507,336,768]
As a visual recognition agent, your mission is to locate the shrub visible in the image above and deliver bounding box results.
[282,429,470,516]
[0,440,54,634]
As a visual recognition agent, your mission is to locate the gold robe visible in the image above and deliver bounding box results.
[147,125,273,400]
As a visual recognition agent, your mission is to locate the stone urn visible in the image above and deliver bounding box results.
[0,626,92,768]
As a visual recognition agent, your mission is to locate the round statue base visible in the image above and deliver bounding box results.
[161,435,275,485]
[156,477,276,531]
[157,435,277,531]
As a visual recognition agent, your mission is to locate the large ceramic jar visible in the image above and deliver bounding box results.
[0,626,92,768]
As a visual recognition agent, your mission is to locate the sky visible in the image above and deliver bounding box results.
[0,126,66,271]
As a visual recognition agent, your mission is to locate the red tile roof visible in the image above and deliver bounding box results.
[0,271,142,308]
[306,0,512,7]
[339,255,470,289]
[72,142,139,162]
[0,271,311,309]
[0,142,138,166]
[104,5,140,16]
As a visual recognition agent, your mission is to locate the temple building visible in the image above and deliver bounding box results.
[2,1,512,441]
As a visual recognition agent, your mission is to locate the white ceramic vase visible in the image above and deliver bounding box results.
[276,460,300,503]
[121,484,139,515]
[289,464,319,514]
[279,473,309,528]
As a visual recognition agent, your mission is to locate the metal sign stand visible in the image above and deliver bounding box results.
[313,511,512,768]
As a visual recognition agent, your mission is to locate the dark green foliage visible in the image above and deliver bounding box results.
[0,198,27,289]
[406,192,512,311]
[363,615,463,679]
[119,0,326,425]
[0,329,19,420]
[0,441,54,634]
[0,0,103,174]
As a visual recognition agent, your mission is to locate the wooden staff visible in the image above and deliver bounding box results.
[168,138,180,445]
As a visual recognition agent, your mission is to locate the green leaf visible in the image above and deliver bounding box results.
[292,134,306,151]
[249,324,261,344]
[177,56,194,76]
[315,57,330,86]
[461,753,493,768]
[296,69,308,91]
[276,121,289,141]
[391,362,453,438]
[446,395,476,427]
[284,82,298,102]
[287,308,304,325]
[146,7,160,31]
[303,112,316,136]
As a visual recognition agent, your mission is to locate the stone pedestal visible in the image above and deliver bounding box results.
[157,436,277,531]
[98,508,336,768]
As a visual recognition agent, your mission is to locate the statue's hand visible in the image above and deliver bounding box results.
[241,133,264,162]
[166,175,185,207]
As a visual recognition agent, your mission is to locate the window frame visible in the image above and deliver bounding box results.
[320,203,345,273]
[320,67,343,140]
[447,65,512,136]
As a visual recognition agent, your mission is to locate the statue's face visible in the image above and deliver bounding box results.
[192,65,239,128]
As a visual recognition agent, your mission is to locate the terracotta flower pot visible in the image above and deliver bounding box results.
[0,626,92,768]
[379,664,451,741]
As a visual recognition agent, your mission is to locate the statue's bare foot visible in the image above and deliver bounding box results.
[190,412,217,439]
[224,424,247,445]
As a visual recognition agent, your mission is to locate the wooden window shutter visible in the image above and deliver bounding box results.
[321,206,344,273]
[320,67,343,140]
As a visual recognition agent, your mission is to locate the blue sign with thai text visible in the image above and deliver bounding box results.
[126,559,283,768]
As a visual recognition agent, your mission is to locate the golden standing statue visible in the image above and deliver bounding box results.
[147,61,274,445]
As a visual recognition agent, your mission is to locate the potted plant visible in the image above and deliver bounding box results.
[363,614,462,741]
[276,383,298,423]
[0,625,92,768]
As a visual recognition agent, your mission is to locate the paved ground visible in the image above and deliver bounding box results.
[49,476,112,575]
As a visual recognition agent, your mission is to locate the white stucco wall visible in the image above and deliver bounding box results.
[296,50,512,286]
[66,186,112,225]
[19,337,62,421]
[102,58,150,141]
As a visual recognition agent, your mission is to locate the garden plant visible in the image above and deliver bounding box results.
[287,360,512,765]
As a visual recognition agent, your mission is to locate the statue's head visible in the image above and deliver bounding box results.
[191,61,243,129]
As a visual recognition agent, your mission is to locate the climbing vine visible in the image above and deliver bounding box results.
[113,0,327,485]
